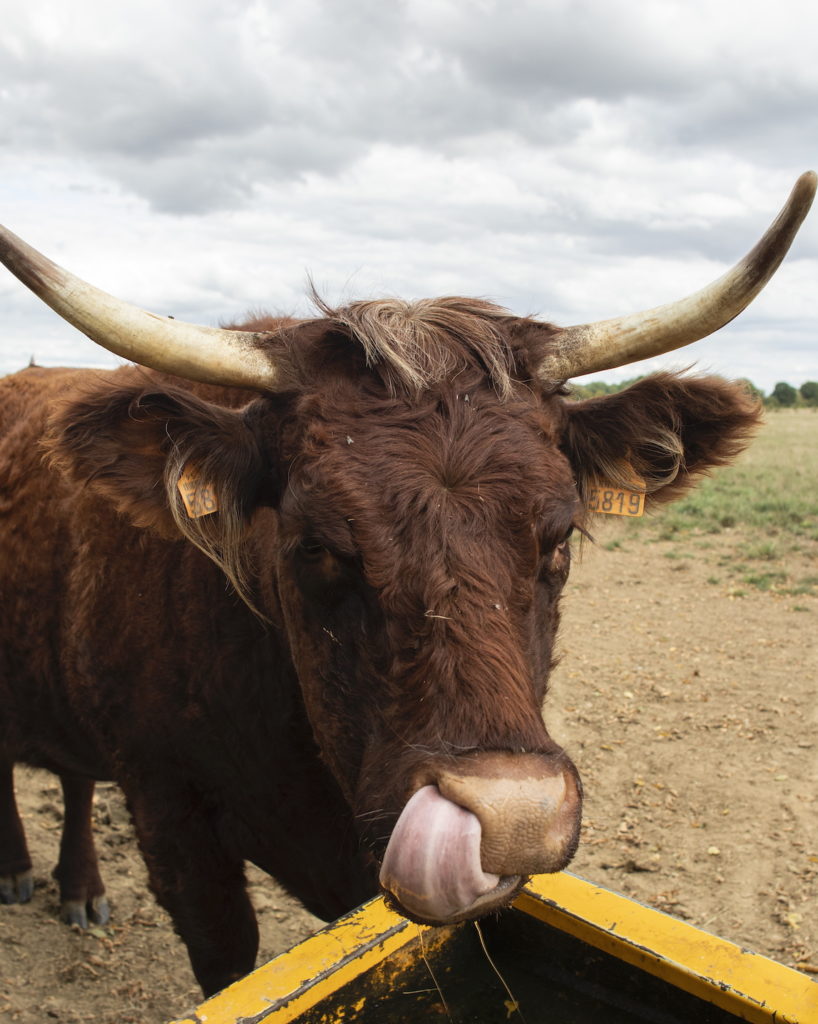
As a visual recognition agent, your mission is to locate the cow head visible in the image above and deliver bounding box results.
[264,315,585,921]
[1,172,813,925]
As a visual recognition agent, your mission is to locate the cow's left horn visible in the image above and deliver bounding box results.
[0,226,282,391]
[534,170,817,383]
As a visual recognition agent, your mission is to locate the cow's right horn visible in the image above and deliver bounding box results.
[0,226,282,392]
[532,170,817,383]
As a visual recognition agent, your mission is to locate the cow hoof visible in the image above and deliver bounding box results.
[90,895,111,926]
[0,870,34,905]
[60,895,110,929]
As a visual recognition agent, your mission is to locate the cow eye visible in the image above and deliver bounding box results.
[298,538,327,560]
[538,526,574,580]
[547,526,574,554]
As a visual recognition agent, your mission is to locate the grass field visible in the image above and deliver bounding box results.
[604,409,818,600]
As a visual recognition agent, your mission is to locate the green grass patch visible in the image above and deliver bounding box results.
[742,570,788,591]
[782,576,818,596]
[739,540,781,561]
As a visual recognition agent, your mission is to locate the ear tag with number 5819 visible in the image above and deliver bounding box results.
[586,475,645,517]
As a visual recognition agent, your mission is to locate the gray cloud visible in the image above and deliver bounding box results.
[3,0,816,215]
[0,0,815,391]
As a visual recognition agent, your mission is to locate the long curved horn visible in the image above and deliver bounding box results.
[0,226,282,391]
[535,171,817,383]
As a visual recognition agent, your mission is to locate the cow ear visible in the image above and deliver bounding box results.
[561,373,762,511]
[46,381,280,540]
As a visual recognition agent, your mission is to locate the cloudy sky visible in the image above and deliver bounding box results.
[1,0,816,392]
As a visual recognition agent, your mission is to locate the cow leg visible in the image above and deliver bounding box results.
[52,774,109,928]
[0,759,33,904]
[128,791,258,996]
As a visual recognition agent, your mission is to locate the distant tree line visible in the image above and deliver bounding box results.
[570,376,818,409]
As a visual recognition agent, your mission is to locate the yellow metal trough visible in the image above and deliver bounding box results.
[170,873,816,1024]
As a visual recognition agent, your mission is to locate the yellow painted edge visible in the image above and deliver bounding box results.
[515,874,818,1024]
[171,873,817,1024]
[168,897,433,1024]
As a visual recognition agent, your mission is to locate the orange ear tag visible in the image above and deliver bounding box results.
[177,465,219,518]
[586,474,646,518]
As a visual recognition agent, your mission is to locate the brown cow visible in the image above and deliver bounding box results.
[0,173,814,996]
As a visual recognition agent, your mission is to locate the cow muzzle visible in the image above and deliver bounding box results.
[378,751,581,923]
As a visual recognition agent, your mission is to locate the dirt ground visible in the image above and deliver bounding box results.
[1,524,815,1023]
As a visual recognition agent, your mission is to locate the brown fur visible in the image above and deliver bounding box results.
[0,302,760,995]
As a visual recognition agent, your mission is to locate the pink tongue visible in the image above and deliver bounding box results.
[379,785,500,921]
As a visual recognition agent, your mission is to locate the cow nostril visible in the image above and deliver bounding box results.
[428,754,581,877]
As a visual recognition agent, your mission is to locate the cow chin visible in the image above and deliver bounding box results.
[378,753,582,925]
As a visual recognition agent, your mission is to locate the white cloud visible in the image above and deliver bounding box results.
[1,0,816,390]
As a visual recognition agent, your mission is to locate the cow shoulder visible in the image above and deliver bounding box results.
[561,373,762,510]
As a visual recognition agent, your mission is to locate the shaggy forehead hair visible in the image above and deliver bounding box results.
[310,294,517,399]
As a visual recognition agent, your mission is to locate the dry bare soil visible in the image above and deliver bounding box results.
[1,416,816,1023]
